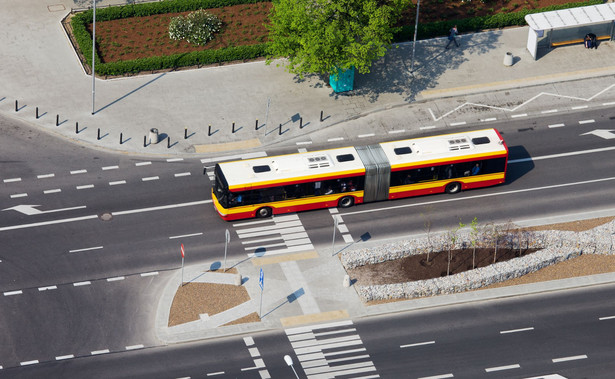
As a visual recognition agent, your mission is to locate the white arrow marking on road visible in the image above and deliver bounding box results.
[2,204,86,215]
[581,129,615,139]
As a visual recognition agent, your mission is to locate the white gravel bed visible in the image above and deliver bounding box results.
[342,221,615,302]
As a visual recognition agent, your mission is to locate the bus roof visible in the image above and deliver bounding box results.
[218,128,507,189]
[380,128,507,169]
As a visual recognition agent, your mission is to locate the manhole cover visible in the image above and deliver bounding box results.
[99,212,113,221]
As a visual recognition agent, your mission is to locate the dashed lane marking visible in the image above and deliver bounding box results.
[296,141,312,145]
[167,158,184,162]
[141,271,159,277]
[485,364,520,372]
[55,355,74,360]
[142,176,159,181]
[480,117,497,122]
[109,180,127,186]
[603,101,615,106]
[388,129,406,134]
[511,113,527,118]
[450,121,466,126]
[126,344,144,350]
[174,172,191,177]
[552,355,587,363]
[206,372,225,376]
[73,281,91,287]
[328,137,344,142]
[44,189,61,194]
[107,276,125,282]
[135,161,151,166]
[69,246,103,253]
[400,341,435,348]
[4,290,23,296]
[579,119,595,124]
[541,109,558,114]
[599,315,615,320]
[420,125,436,130]
[417,374,453,379]
[38,286,57,291]
[4,178,22,183]
[76,184,94,189]
[548,123,565,128]
[10,193,27,198]
[70,169,87,175]
[91,349,110,355]
[102,165,119,171]
[358,133,375,138]
[571,105,588,109]
[169,232,203,239]
[500,327,534,334]
[37,174,55,179]
[20,360,39,366]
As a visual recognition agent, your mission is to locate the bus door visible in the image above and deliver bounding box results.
[356,145,390,203]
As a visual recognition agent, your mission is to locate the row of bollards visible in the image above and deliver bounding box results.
[13,98,328,147]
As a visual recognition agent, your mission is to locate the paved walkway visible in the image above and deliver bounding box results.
[3,0,615,344]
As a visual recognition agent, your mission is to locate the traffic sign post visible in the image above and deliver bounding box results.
[331,216,339,256]
[224,229,230,272]
[259,268,264,318]
[180,243,185,287]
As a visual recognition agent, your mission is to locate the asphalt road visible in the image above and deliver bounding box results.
[1,104,615,375]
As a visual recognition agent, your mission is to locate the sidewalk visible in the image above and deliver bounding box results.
[1,0,615,157]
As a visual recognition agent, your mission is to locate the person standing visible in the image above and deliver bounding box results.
[446,25,459,49]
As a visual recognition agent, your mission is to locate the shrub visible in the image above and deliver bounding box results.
[168,10,222,46]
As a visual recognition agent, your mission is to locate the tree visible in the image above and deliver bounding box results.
[421,207,434,263]
[446,219,465,276]
[267,0,410,78]
[469,217,479,269]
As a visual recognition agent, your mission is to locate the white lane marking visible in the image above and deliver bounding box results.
[579,119,595,124]
[420,125,436,130]
[174,172,191,177]
[69,246,103,253]
[552,354,587,363]
[126,344,144,350]
[509,145,615,164]
[344,176,615,218]
[500,327,534,334]
[541,109,558,114]
[109,180,126,186]
[548,123,565,128]
[4,290,23,296]
[388,129,406,134]
[70,169,87,175]
[169,232,203,239]
[206,372,225,376]
[599,315,615,320]
[571,105,588,109]
[107,276,125,282]
[400,341,435,348]
[602,101,615,106]
[56,354,74,360]
[38,286,57,291]
[450,121,466,126]
[480,117,497,122]
[358,133,375,138]
[73,281,91,287]
[297,148,308,153]
[76,184,94,189]
[91,349,110,355]
[511,113,527,118]
[328,137,344,142]
[44,189,62,194]
[20,360,39,366]
[0,200,211,232]
[244,336,255,346]
[417,374,453,379]
[167,158,183,162]
[37,174,55,179]
[141,271,158,277]
[296,141,312,145]
[142,176,159,181]
[10,193,27,198]
[485,364,520,372]
[248,347,260,358]
[135,161,151,166]
[4,178,22,183]
[200,151,267,164]
[102,165,119,170]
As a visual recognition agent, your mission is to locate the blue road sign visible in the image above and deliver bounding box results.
[259,268,264,290]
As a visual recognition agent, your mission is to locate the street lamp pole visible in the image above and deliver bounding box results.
[410,0,421,75]
[91,0,96,115]
[284,355,300,379]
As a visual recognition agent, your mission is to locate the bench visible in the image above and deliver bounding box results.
[551,35,610,47]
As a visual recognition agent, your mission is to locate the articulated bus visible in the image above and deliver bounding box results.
[212,128,508,220]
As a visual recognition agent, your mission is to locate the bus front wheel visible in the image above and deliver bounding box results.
[445,182,462,194]
[256,207,272,218]
[338,196,354,208]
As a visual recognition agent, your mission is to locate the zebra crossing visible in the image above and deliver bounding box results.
[285,320,379,379]
[233,213,315,257]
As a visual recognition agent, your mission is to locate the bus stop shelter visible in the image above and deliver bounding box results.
[525,3,615,59]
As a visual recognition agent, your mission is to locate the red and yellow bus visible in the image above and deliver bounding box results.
[212,128,508,220]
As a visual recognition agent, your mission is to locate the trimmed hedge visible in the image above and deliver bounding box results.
[71,0,603,76]
[394,0,604,42]
[71,0,269,76]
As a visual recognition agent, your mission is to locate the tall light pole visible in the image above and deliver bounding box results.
[91,0,96,115]
[410,0,420,75]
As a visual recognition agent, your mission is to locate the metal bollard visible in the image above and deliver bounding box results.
[279,123,282,135]
[35,107,39,119]
[167,136,171,148]
[97,128,101,140]
[75,122,79,134]
[15,100,18,112]
[56,114,59,126]
[232,122,236,133]
[208,124,212,136]
[299,117,303,129]
[144,135,147,147]
[320,110,323,122]
[255,119,259,130]
[184,128,188,139]
[120,132,123,144]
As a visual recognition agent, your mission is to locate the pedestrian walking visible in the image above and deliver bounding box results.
[446,25,459,49]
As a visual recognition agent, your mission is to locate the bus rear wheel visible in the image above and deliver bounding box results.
[256,207,272,218]
[338,196,354,208]
[445,182,461,194]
